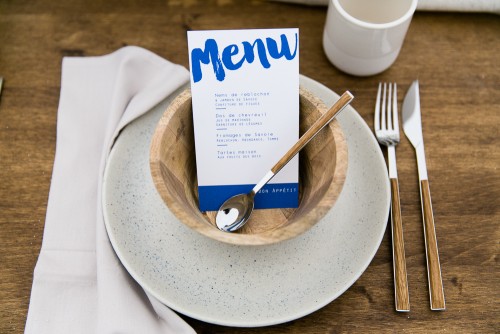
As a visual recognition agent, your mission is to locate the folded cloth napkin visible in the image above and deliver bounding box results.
[271,0,500,14]
[25,46,195,334]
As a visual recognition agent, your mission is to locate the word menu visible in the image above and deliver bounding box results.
[187,28,299,211]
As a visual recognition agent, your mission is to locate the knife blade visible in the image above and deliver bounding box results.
[402,80,446,311]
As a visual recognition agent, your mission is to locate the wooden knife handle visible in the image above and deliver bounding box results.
[271,91,353,174]
[421,179,446,310]
[390,178,410,312]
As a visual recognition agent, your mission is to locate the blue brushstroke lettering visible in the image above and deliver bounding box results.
[191,39,225,83]
[191,32,298,83]
[221,44,245,70]
[242,39,271,68]
[266,33,298,60]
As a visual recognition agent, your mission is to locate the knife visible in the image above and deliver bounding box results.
[402,80,446,311]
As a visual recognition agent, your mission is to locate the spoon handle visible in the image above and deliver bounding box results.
[270,91,354,175]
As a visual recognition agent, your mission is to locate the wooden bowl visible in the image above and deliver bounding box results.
[150,88,348,246]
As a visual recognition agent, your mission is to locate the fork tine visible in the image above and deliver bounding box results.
[381,83,387,131]
[393,83,400,135]
[387,83,393,130]
[375,82,382,131]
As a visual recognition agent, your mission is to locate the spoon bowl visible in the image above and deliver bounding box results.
[216,193,255,232]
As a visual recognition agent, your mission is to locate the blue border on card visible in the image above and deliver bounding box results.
[198,183,299,212]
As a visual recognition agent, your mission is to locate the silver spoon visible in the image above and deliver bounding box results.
[216,91,354,232]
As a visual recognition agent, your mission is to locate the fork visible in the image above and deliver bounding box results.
[374,82,410,312]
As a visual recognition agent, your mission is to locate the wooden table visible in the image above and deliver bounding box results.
[1,1,498,333]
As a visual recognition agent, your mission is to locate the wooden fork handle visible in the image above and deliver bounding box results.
[420,179,446,310]
[390,178,410,312]
[271,91,353,174]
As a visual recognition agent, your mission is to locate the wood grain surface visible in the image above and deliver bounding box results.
[390,177,410,312]
[420,178,446,310]
[0,0,499,333]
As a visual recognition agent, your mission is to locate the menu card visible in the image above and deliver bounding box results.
[187,28,299,211]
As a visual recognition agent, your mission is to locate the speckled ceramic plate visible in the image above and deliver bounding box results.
[102,75,390,327]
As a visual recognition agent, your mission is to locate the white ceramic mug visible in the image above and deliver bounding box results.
[323,0,417,76]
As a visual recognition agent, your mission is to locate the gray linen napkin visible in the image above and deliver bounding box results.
[25,46,195,334]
